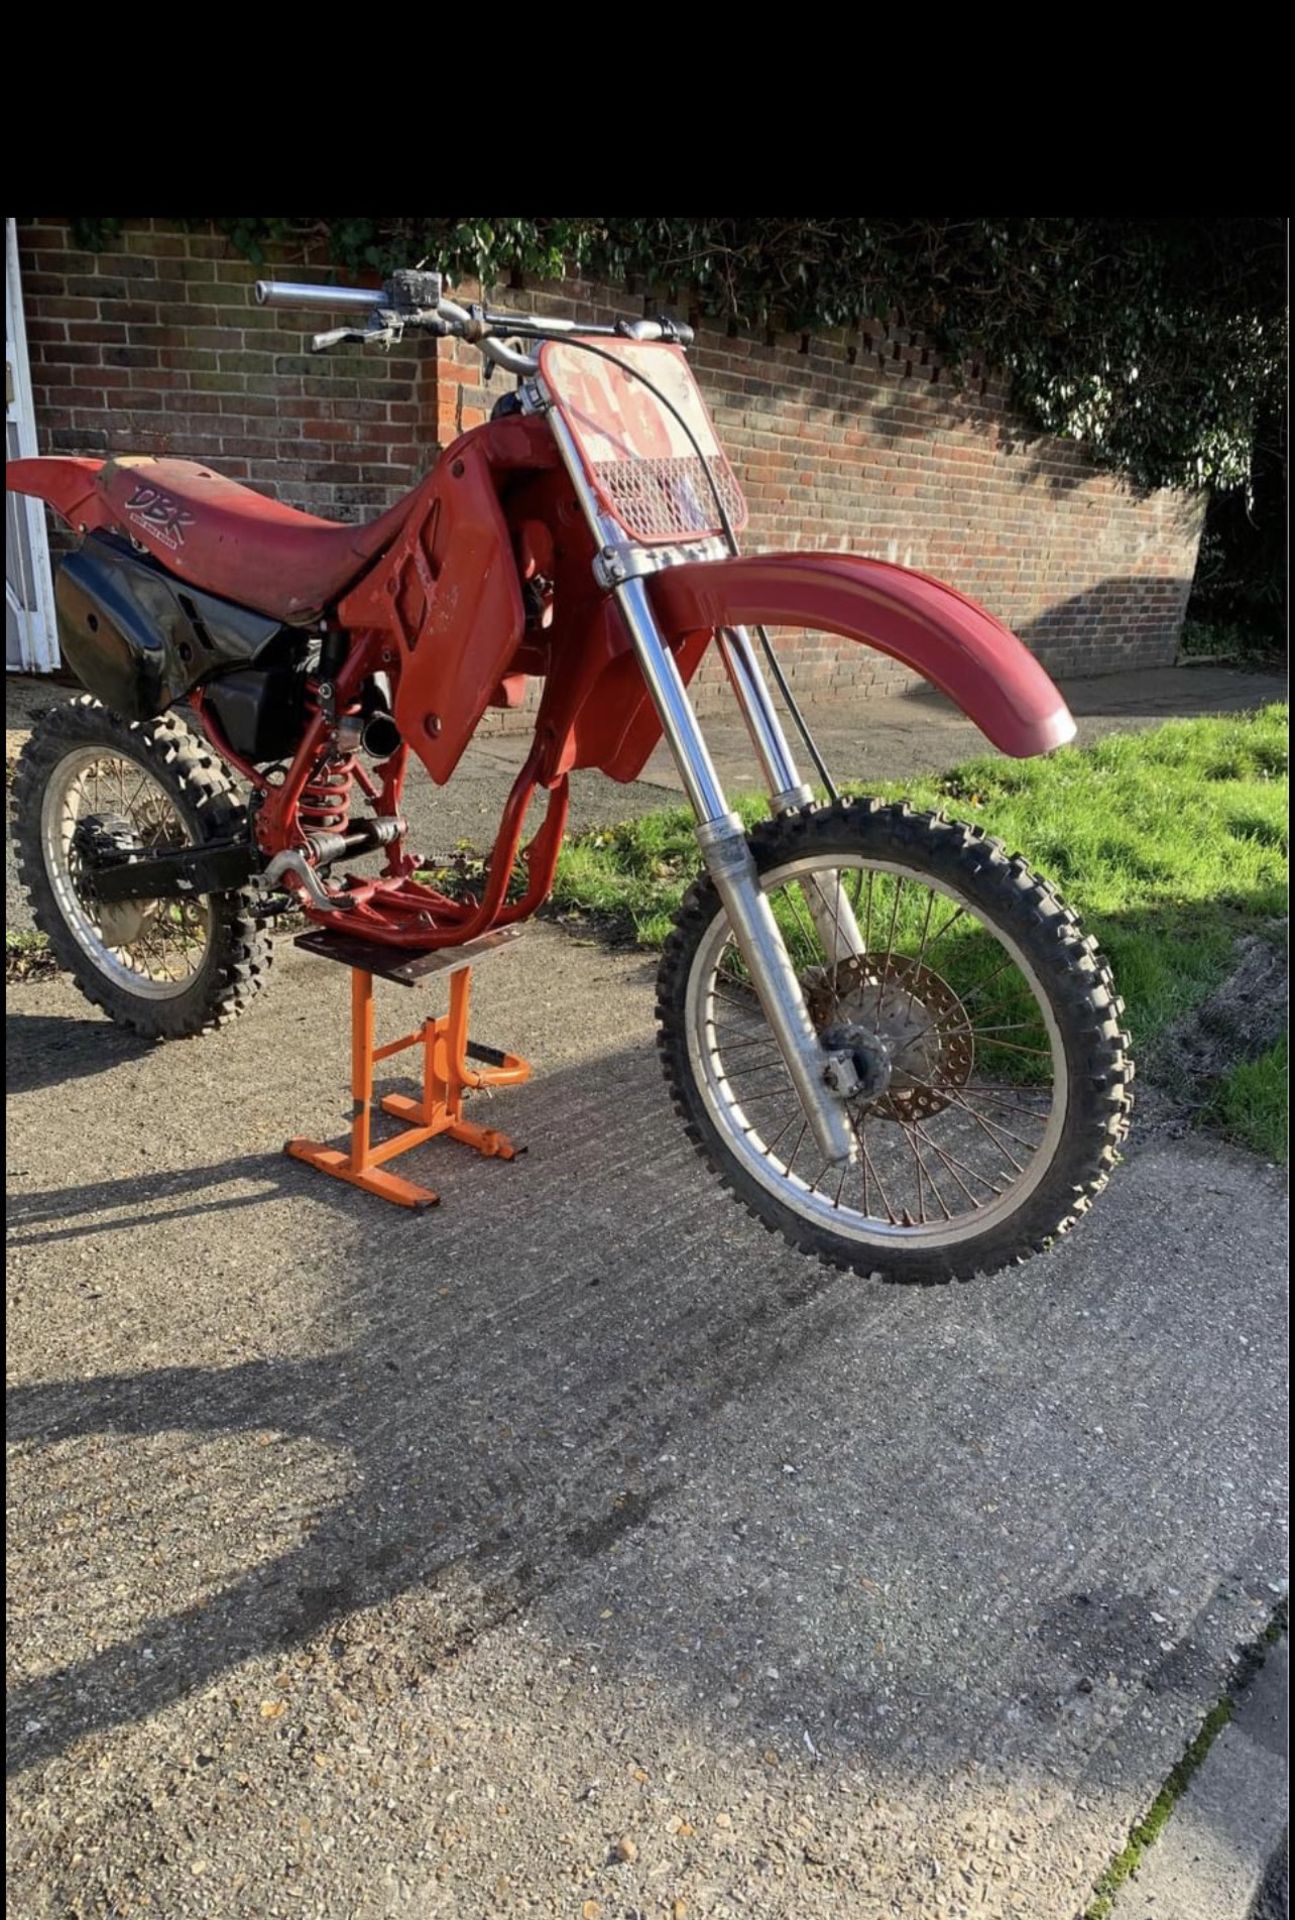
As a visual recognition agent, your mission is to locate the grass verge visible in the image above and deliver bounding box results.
[1210,1034,1288,1161]
[1082,1602,1288,1919]
[550,704,1288,1143]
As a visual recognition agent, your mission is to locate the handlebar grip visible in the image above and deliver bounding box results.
[254,281,385,314]
[619,316,695,347]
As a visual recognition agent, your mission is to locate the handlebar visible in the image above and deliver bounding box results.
[253,274,694,353]
[255,281,385,314]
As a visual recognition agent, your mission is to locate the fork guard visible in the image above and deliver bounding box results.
[647,552,1076,758]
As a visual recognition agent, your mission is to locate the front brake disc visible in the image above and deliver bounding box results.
[807,951,973,1121]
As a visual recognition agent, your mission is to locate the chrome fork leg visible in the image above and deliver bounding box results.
[614,581,853,1165]
[716,626,866,967]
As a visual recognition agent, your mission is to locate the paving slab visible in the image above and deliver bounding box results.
[1107,1636,1288,1920]
[1253,1831,1289,1920]
[6,926,1288,1919]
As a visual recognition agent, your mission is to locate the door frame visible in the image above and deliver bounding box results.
[6,216,59,672]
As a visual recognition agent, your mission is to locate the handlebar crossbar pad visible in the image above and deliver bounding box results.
[386,269,443,311]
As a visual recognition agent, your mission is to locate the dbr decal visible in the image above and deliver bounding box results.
[126,484,195,551]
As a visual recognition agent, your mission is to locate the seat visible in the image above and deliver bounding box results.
[92,457,422,624]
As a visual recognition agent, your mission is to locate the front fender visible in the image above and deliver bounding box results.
[648,552,1075,757]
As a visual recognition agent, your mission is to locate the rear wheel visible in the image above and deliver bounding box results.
[656,799,1132,1283]
[12,696,272,1039]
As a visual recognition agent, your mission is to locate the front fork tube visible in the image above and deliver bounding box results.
[715,625,866,967]
[613,580,853,1166]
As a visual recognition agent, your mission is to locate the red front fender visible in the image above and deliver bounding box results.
[648,552,1075,758]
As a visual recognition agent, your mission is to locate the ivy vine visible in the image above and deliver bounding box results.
[67,215,1284,509]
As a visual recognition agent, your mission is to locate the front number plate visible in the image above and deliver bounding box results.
[539,337,747,546]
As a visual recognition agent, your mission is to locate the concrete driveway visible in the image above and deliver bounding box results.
[7,910,1288,1919]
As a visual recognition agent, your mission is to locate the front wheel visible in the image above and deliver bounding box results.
[656,799,1132,1284]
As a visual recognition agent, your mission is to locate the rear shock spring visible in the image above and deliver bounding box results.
[300,678,360,836]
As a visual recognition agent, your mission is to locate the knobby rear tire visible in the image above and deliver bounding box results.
[12,695,272,1041]
[655,798,1133,1284]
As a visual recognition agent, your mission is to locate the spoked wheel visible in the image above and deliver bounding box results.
[657,799,1132,1283]
[12,696,271,1040]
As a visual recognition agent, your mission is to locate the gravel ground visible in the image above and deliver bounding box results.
[6,925,1288,1920]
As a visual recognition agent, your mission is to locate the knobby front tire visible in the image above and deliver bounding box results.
[655,799,1133,1284]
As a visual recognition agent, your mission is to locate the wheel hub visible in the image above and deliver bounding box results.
[69,812,155,946]
[808,951,974,1122]
[819,1021,893,1099]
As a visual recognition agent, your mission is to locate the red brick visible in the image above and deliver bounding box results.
[11,221,1202,706]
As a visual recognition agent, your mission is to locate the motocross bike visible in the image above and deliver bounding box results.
[7,268,1131,1282]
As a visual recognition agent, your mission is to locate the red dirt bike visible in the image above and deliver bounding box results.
[8,269,1131,1281]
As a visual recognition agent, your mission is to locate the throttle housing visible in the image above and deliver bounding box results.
[385,269,443,312]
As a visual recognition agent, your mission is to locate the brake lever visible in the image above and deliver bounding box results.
[310,307,447,353]
[311,325,376,352]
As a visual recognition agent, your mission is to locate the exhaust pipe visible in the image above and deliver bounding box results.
[307,816,407,868]
[361,711,403,759]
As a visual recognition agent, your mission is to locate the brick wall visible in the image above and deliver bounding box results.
[16,217,1204,720]
[16,218,435,529]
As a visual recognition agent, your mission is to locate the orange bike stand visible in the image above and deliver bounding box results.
[285,926,531,1212]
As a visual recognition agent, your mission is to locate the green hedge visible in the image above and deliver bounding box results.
[68,217,1283,498]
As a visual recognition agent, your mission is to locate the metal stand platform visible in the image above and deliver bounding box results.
[285,926,530,1212]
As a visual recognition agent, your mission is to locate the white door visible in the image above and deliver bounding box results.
[6,216,59,672]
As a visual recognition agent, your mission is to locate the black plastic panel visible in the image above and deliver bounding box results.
[55,534,282,722]
[203,664,307,762]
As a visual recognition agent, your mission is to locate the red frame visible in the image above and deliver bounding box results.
[7,411,1075,951]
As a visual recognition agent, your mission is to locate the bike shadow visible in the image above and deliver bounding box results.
[6,949,1277,1812]
[6,1010,158,1095]
[7,987,854,1778]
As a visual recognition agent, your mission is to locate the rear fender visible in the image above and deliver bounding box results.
[648,552,1075,757]
[6,456,111,530]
